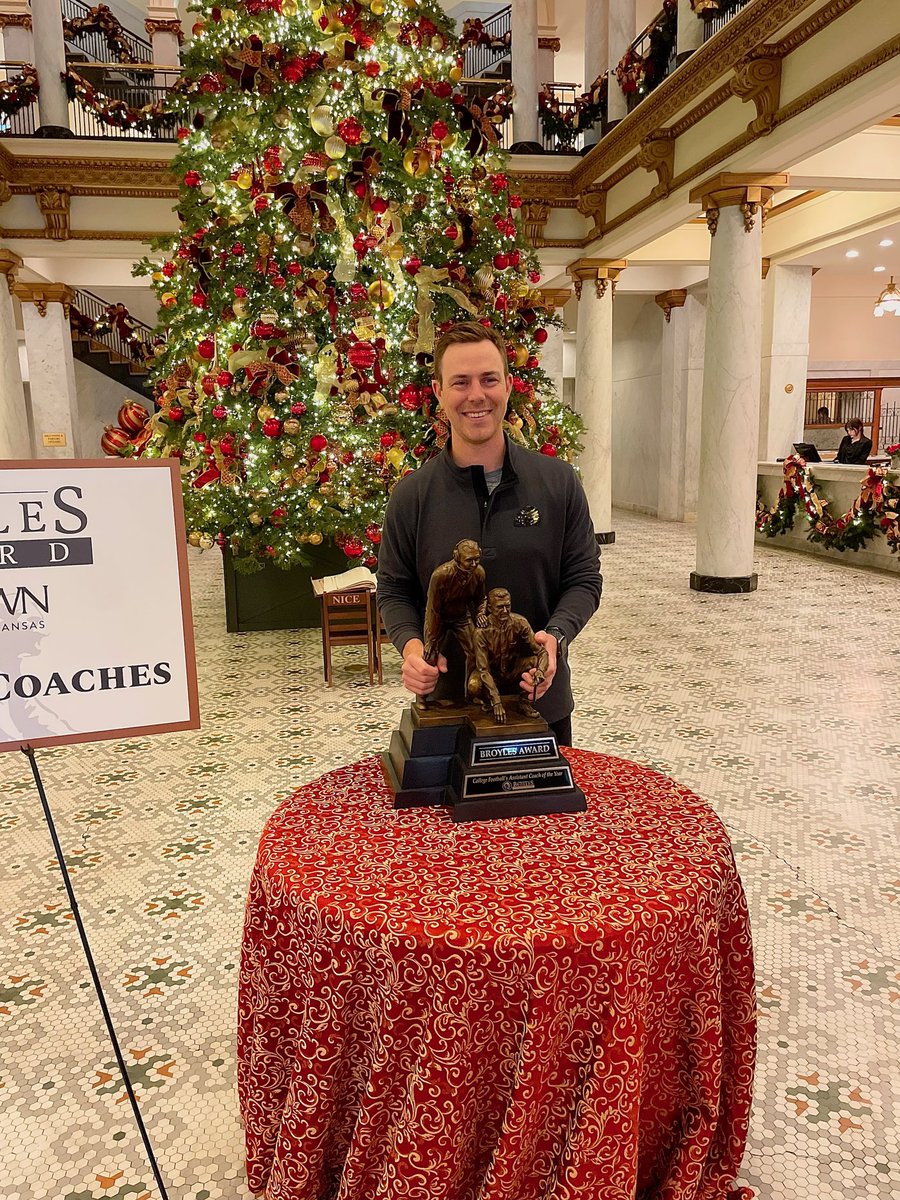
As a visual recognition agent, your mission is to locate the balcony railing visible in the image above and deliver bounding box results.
[538,84,584,154]
[701,0,753,43]
[70,288,156,364]
[0,61,39,136]
[66,65,181,140]
[461,6,512,83]
[623,6,678,115]
[62,0,153,66]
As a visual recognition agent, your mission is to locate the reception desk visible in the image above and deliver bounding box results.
[757,461,900,576]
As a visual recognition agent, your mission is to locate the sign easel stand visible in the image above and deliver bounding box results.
[21,745,170,1200]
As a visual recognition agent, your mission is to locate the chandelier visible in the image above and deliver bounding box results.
[873,276,900,317]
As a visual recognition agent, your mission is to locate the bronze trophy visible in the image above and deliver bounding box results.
[382,540,585,822]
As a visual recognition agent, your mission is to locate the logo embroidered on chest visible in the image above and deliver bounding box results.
[514,506,540,527]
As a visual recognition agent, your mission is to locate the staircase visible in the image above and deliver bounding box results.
[462,6,512,85]
[69,288,156,402]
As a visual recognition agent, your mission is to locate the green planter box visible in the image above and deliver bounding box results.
[222,543,350,632]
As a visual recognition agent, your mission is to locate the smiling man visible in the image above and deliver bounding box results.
[377,321,602,746]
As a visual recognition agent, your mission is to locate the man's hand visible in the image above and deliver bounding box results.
[401,638,447,696]
[520,631,557,701]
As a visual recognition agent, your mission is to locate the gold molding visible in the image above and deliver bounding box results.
[521,199,551,247]
[773,0,866,56]
[145,17,185,44]
[654,289,687,322]
[0,14,32,29]
[731,49,783,135]
[537,288,573,309]
[762,258,771,279]
[637,132,676,198]
[0,145,177,200]
[575,188,606,237]
[0,247,22,293]
[567,259,627,301]
[0,227,167,241]
[36,187,71,241]
[12,281,76,317]
[538,37,560,52]
[689,173,789,235]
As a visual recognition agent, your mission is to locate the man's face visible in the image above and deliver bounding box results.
[489,593,511,624]
[457,547,481,572]
[433,339,512,459]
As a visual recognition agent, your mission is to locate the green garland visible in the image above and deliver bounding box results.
[0,64,39,119]
[756,450,900,554]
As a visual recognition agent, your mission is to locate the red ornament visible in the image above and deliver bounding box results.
[270,506,287,525]
[371,196,389,215]
[336,117,363,145]
[528,270,541,284]
[287,262,302,276]
[365,523,382,544]
[100,425,131,457]
[432,119,449,140]
[444,223,459,241]
[509,250,521,267]
[365,61,381,77]
[534,328,549,344]
[254,195,269,213]
[117,400,149,434]
[183,170,201,188]
[349,282,368,301]
[234,285,247,298]
[398,384,422,411]
[348,341,377,371]
[342,536,364,558]
[291,402,307,416]
[162,260,176,277]
[509,194,522,209]
[281,58,305,83]
[404,255,422,276]
[379,432,396,448]
[493,253,510,270]
[364,554,377,568]
[197,338,216,360]
[231,242,245,257]
[191,289,207,309]
[193,431,207,443]
[526,356,539,369]
[212,404,227,420]
[168,406,185,423]
[540,443,558,456]
[262,417,282,438]
[216,370,234,387]
[201,375,217,396]
[309,433,328,453]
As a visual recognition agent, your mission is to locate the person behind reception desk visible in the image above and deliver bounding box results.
[834,417,873,464]
[815,405,830,423]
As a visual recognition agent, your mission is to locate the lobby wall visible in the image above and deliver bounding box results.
[612,295,662,516]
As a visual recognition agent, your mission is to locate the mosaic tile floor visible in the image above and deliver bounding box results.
[2,511,898,1200]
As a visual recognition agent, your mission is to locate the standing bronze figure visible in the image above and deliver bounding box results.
[420,539,487,702]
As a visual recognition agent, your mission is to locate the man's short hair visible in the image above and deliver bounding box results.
[488,587,511,605]
[433,321,509,382]
[455,538,480,560]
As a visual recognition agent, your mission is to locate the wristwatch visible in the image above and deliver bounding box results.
[545,626,568,658]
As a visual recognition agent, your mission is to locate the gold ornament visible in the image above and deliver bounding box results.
[473,264,495,294]
[187,530,202,547]
[324,135,347,160]
[402,147,431,178]
[282,0,298,14]
[387,445,406,470]
[325,166,341,182]
[200,182,216,198]
[513,344,529,368]
[370,0,384,13]
[235,168,253,190]
[198,533,215,550]
[449,65,463,83]
[282,417,301,436]
[384,19,401,37]
[456,176,477,210]
[260,309,278,324]
[308,530,323,545]
[367,279,395,308]
[310,105,334,137]
[257,404,275,421]
[308,497,323,513]
[233,298,248,318]
[273,108,291,129]
[386,242,406,261]
[282,443,297,459]
[248,511,264,526]
[400,336,417,354]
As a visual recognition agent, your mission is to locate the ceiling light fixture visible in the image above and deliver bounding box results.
[874,265,886,272]
[845,249,860,258]
[873,276,900,317]
[879,238,894,248]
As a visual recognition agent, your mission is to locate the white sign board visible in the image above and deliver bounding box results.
[0,459,199,752]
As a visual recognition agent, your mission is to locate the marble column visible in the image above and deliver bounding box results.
[682,287,707,519]
[537,288,571,406]
[0,4,33,61]
[688,174,788,592]
[537,35,558,92]
[14,283,80,458]
[655,289,688,521]
[607,0,636,125]
[0,249,31,459]
[582,1,608,150]
[30,0,70,137]
[676,0,703,64]
[511,0,539,146]
[145,6,183,73]
[758,264,813,461]
[567,259,627,542]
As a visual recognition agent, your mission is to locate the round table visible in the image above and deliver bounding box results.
[238,749,756,1200]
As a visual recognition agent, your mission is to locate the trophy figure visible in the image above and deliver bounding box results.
[381,541,585,821]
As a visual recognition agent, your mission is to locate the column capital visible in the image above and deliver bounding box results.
[0,13,32,30]
[538,36,560,52]
[520,199,551,246]
[689,173,790,236]
[13,281,76,317]
[0,248,23,292]
[145,17,185,43]
[567,259,627,301]
[537,288,573,310]
[654,289,687,322]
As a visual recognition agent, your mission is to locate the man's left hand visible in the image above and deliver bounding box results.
[520,631,557,701]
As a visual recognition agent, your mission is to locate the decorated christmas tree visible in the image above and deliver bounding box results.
[135,0,583,570]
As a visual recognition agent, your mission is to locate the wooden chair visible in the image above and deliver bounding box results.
[319,588,380,686]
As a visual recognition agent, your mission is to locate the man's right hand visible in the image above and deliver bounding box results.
[401,639,447,695]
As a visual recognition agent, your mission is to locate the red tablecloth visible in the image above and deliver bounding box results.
[238,749,755,1200]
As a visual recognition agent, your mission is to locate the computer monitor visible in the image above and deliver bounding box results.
[793,442,821,462]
